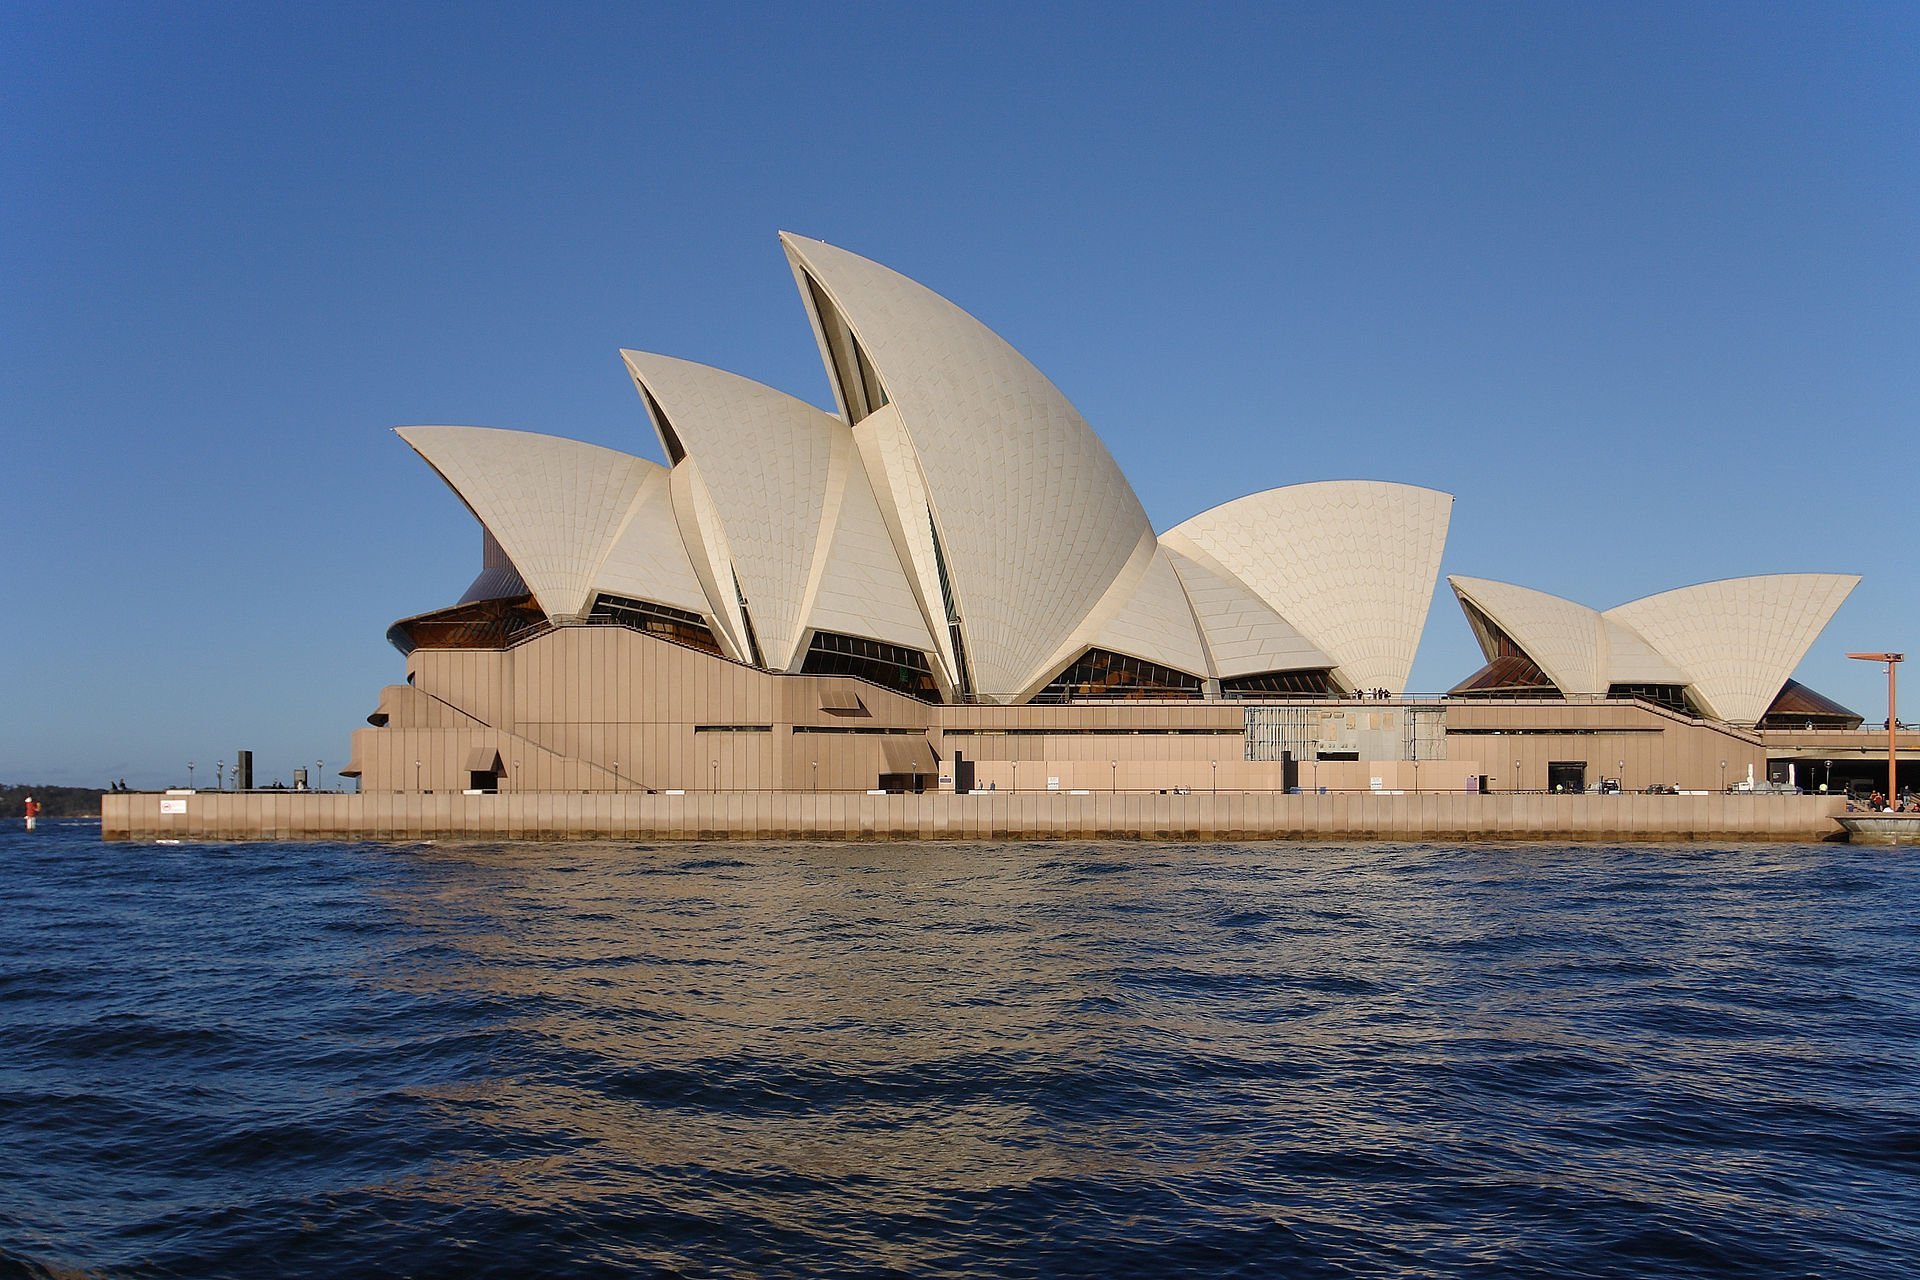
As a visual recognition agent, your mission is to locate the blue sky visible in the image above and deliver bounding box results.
[4,1,1915,788]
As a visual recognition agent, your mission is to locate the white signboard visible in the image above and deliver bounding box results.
[1047,776,1061,791]
[160,798,187,814]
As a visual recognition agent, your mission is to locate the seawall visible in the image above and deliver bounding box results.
[102,791,1850,843]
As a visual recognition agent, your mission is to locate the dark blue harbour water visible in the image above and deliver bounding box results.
[3,822,1918,1278]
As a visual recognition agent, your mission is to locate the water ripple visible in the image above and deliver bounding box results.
[1,823,1917,1276]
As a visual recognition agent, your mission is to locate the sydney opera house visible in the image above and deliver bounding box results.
[342,233,1881,799]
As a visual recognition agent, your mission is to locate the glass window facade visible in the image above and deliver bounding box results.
[1032,649,1202,703]
[800,631,940,701]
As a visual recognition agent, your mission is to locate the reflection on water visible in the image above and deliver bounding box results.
[3,825,1918,1277]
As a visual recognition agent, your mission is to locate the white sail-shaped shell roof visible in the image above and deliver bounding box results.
[1600,618,1688,686]
[1604,574,1859,724]
[1079,541,1211,685]
[1163,481,1452,694]
[1449,576,1607,695]
[804,429,941,661]
[622,352,841,671]
[593,465,711,617]
[1163,545,1334,680]
[782,232,1153,702]
[397,426,674,621]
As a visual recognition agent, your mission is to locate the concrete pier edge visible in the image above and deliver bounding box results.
[103,791,1853,843]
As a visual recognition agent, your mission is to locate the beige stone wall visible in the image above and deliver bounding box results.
[344,627,1848,801]
[104,790,1851,843]
[1444,697,1766,792]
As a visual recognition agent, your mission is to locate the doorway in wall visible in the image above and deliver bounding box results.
[1548,761,1587,794]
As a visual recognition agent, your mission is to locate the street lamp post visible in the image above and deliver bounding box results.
[217,761,225,791]
[811,761,818,793]
[1847,652,1904,805]
[1720,759,1727,792]
[188,761,195,790]
[612,762,621,791]
[1111,760,1117,794]
[315,759,323,794]
[413,760,421,792]
[711,759,719,793]
[1618,758,1626,792]
[1514,759,1521,793]
[1211,760,1217,796]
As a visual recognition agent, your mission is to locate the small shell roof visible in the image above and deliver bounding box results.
[1164,481,1453,694]
[1449,571,1859,724]
[1449,576,1608,695]
[398,426,683,621]
[1162,545,1333,680]
[1604,574,1859,724]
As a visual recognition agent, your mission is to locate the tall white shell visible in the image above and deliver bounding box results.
[1163,481,1453,694]
[782,233,1154,702]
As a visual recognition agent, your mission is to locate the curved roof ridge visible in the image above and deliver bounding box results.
[1447,575,1605,696]
[1164,480,1452,693]
[621,351,846,670]
[781,232,1152,701]
[1603,573,1860,724]
[1161,543,1333,680]
[396,425,665,620]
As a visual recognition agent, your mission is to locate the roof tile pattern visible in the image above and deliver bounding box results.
[806,429,940,658]
[1164,481,1452,694]
[1600,618,1688,685]
[1163,546,1333,679]
[782,234,1151,702]
[621,352,839,670]
[398,426,662,619]
[1087,544,1212,681]
[852,405,959,683]
[1448,576,1606,695]
[1604,574,1859,724]
[594,465,712,616]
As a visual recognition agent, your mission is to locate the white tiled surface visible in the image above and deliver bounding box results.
[784,234,1151,702]
[622,352,841,671]
[1449,575,1607,695]
[1606,574,1859,725]
[1164,481,1452,694]
[1601,618,1688,686]
[853,404,960,686]
[595,465,712,616]
[1163,544,1333,679]
[808,428,940,657]
[397,426,664,620]
[667,459,752,660]
[1088,543,1212,680]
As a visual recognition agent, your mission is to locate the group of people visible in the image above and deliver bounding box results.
[106,778,130,792]
[1850,790,1919,813]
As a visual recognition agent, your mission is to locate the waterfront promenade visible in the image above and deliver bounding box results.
[103,790,1849,843]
